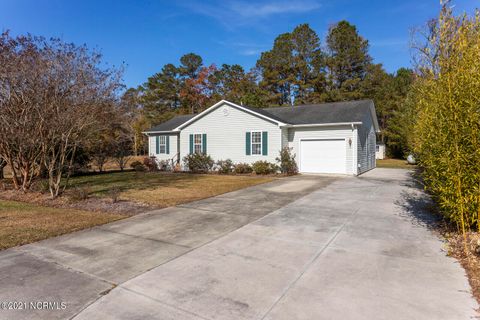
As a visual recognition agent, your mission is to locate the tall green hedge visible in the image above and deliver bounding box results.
[412,5,480,231]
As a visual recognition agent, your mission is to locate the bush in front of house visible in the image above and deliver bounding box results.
[234,163,253,174]
[252,161,278,175]
[183,153,214,173]
[130,160,142,169]
[157,160,169,171]
[216,159,234,174]
[276,147,298,175]
[143,156,158,172]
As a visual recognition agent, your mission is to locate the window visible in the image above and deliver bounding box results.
[194,134,203,153]
[251,131,262,155]
[159,136,166,154]
[375,145,380,152]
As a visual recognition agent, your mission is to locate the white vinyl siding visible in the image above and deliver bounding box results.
[148,134,178,162]
[180,103,281,164]
[288,126,355,175]
[281,127,289,149]
[356,111,376,174]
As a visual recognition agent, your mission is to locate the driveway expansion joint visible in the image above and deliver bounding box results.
[15,247,118,287]
[95,227,192,249]
[259,206,362,320]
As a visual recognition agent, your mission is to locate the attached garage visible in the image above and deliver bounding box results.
[299,139,347,174]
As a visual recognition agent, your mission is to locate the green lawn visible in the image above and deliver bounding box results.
[0,200,125,250]
[376,158,416,169]
[67,171,274,207]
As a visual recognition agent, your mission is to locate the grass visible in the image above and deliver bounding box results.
[68,171,274,207]
[0,200,125,250]
[377,158,416,169]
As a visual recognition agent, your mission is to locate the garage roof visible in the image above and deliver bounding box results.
[261,100,374,125]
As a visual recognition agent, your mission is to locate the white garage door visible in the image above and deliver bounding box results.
[300,139,347,174]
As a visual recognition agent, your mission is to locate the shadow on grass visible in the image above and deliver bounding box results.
[66,171,213,196]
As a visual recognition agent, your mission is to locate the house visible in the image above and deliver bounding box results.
[376,142,386,160]
[144,99,380,175]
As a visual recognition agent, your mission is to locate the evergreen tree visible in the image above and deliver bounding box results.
[140,63,182,124]
[326,20,372,101]
[215,64,267,106]
[290,24,325,104]
[256,33,295,106]
[179,53,203,79]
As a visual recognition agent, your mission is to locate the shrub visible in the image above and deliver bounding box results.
[130,160,146,172]
[108,186,121,203]
[252,161,278,175]
[216,159,234,174]
[70,186,91,201]
[143,156,158,172]
[234,163,253,174]
[130,161,142,169]
[276,147,298,175]
[158,160,169,171]
[31,179,50,193]
[183,153,214,173]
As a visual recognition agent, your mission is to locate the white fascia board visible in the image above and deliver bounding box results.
[369,101,381,133]
[174,100,285,130]
[142,130,180,135]
[280,122,362,128]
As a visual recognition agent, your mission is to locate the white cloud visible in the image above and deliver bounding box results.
[215,40,267,56]
[240,48,264,55]
[180,0,321,28]
[370,39,407,48]
[228,0,321,18]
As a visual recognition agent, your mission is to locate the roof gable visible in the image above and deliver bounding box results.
[175,100,285,130]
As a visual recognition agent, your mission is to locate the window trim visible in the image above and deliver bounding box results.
[250,131,262,156]
[158,135,167,154]
[193,133,203,154]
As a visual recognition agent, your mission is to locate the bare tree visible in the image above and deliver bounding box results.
[0,33,46,191]
[0,32,123,197]
[0,156,6,180]
[113,130,133,171]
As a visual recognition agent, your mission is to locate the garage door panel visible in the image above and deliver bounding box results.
[300,139,346,174]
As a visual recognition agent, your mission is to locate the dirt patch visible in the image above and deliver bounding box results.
[446,231,480,307]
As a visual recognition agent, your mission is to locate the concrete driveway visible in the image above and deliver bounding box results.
[0,175,332,320]
[1,169,477,319]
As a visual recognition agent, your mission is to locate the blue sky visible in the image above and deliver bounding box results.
[1,0,478,88]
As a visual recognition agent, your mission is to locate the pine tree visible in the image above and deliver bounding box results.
[326,20,372,101]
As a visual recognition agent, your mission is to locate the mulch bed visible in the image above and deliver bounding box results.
[445,231,480,307]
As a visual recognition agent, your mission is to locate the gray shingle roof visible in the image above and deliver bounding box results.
[261,100,373,125]
[144,114,195,133]
[145,100,374,133]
